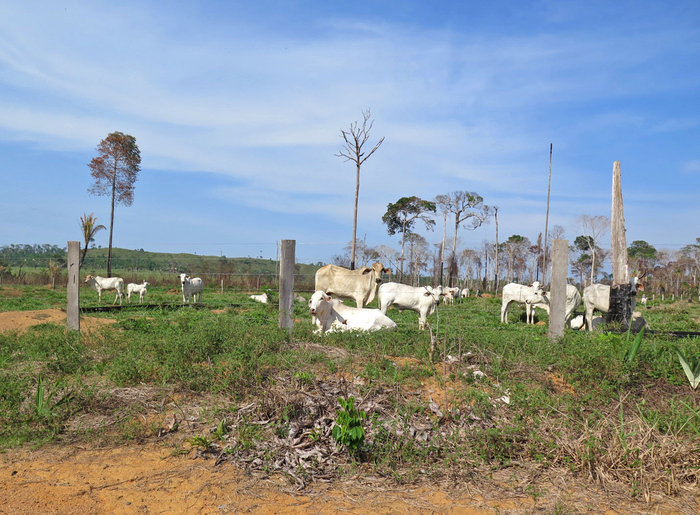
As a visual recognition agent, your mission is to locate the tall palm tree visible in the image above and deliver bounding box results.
[80,212,106,268]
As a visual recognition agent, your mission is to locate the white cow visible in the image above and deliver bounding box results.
[294,293,307,303]
[582,277,638,331]
[308,290,397,334]
[443,287,461,305]
[85,275,124,305]
[180,273,204,303]
[500,282,546,324]
[126,281,149,304]
[460,288,470,300]
[640,294,648,306]
[378,283,443,330]
[314,262,390,308]
[250,292,269,304]
[530,284,582,324]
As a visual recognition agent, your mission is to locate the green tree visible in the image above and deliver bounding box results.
[628,240,657,260]
[88,132,141,277]
[336,109,384,270]
[79,212,107,268]
[382,196,436,279]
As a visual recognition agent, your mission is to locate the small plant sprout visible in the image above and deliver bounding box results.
[332,397,367,452]
[675,348,700,390]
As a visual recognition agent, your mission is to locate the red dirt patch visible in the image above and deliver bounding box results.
[0,309,116,334]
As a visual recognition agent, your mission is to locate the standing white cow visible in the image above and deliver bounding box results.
[443,287,461,305]
[500,282,546,324]
[582,277,638,331]
[308,290,397,333]
[126,281,149,304]
[85,275,124,305]
[530,284,582,324]
[378,283,443,330]
[180,273,204,303]
[314,262,390,308]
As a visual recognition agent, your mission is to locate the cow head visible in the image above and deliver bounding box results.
[180,273,190,285]
[309,290,332,317]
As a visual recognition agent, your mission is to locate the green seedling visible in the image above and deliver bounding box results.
[332,397,366,452]
[675,348,700,390]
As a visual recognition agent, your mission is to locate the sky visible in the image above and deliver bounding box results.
[1,0,698,266]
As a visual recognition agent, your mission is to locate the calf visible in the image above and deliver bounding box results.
[180,273,204,303]
[250,292,269,304]
[308,290,397,334]
[583,277,638,331]
[443,287,460,305]
[85,275,124,305]
[500,281,546,324]
[126,281,149,304]
[378,283,443,330]
[530,284,582,324]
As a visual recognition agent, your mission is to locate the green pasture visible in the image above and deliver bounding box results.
[1,284,699,494]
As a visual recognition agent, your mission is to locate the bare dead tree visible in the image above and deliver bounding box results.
[576,214,610,285]
[336,109,385,270]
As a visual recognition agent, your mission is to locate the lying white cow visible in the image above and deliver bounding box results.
[378,283,443,330]
[85,275,124,305]
[180,273,204,303]
[583,277,638,331]
[500,282,546,324]
[530,284,582,324]
[314,262,390,308]
[308,290,397,334]
[250,292,269,304]
[126,281,149,304]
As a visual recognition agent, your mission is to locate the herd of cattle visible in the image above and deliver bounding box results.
[82,264,644,333]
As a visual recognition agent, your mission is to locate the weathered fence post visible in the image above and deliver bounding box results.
[607,161,634,329]
[279,240,296,331]
[67,241,80,332]
[549,239,568,341]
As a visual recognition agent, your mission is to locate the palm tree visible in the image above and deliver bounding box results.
[80,212,106,268]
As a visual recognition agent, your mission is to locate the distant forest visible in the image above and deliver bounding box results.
[0,244,320,278]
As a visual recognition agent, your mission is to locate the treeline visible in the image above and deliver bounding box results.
[0,245,320,286]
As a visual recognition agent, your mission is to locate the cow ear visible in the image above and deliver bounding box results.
[362,268,372,275]
[423,291,432,296]
[384,268,391,274]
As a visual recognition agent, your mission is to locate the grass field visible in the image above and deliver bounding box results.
[1,284,699,501]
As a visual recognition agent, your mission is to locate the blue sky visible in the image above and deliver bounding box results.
[1,0,698,265]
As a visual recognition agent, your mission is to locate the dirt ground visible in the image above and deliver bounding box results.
[1,311,699,514]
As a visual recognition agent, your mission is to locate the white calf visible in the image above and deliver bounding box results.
[180,273,204,303]
[530,284,582,324]
[250,292,269,304]
[309,290,397,334]
[443,287,460,305]
[378,283,443,330]
[85,275,124,305]
[500,282,546,324]
[126,281,149,304]
[583,277,638,331]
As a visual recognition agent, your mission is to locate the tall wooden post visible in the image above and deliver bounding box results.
[608,161,634,328]
[548,239,568,341]
[67,241,80,332]
[279,240,296,331]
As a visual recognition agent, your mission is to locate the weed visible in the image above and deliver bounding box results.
[332,397,366,452]
[675,347,700,390]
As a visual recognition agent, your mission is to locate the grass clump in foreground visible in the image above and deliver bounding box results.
[0,287,699,500]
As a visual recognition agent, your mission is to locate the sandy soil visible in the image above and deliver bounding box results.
[1,310,698,514]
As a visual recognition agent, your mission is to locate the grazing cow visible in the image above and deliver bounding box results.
[308,290,397,334]
[314,262,390,308]
[530,284,582,324]
[126,281,149,304]
[640,294,648,306]
[500,282,546,324]
[582,277,638,331]
[250,292,269,304]
[180,273,204,303]
[84,275,124,305]
[460,288,470,300]
[378,283,443,330]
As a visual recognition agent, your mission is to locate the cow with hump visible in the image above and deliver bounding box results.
[378,283,443,330]
[314,262,390,308]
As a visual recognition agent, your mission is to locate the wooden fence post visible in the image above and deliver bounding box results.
[67,241,80,332]
[279,240,296,331]
[549,239,568,341]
